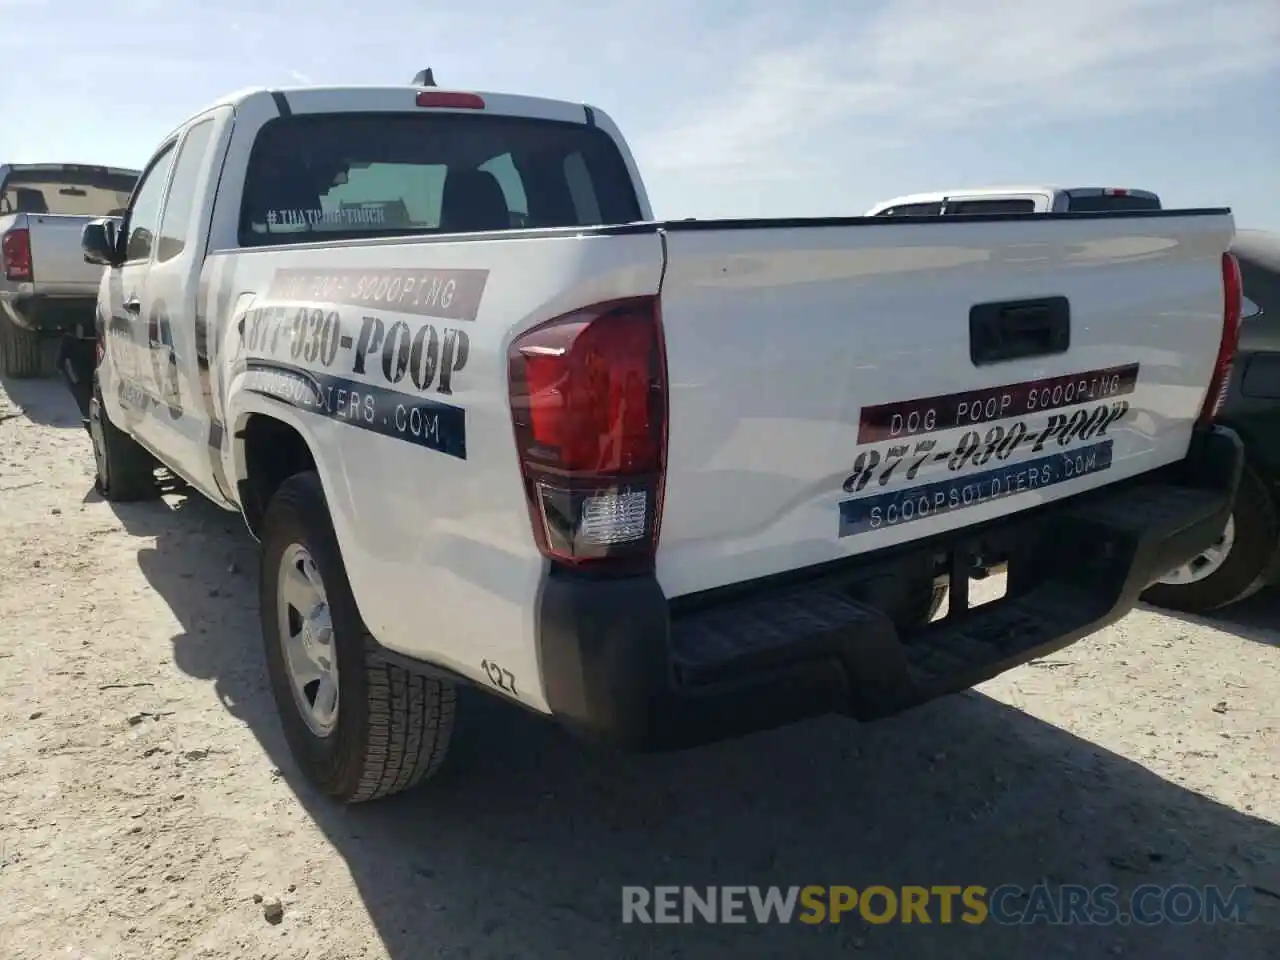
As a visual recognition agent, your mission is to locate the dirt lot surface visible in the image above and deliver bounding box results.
[1,375,1278,960]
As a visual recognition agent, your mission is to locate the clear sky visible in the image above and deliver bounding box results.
[2,0,1277,230]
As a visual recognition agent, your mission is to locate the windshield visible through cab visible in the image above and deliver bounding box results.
[0,167,137,217]
[238,111,643,246]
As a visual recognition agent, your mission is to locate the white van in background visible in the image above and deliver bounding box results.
[865,186,1162,217]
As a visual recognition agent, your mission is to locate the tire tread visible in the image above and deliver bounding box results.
[0,314,45,379]
[91,374,159,502]
[1141,462,1280,613]
[262,471,455,804]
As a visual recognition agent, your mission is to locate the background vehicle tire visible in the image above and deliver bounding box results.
[260,471,456,804]
[0,313,44,378]
[89,373,159,502]
[57,333,96,421]
[887,575,948,630]
[926,581,948,621]
[1141,462,1280,614]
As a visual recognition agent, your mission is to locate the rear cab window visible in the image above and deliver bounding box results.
[237,112,643,246]
[943,198,1037,215]
[1064,192,1161,213]
[0,165,138,217]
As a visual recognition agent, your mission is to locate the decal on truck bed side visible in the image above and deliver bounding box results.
[264,267,488,321]
[242,358,467,459]
[233,265,484,458]
[239,303,471,395]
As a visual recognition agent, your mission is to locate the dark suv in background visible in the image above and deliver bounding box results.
[1141,229,1280,613]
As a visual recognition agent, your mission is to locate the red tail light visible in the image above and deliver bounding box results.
[1197,251,1243,427]
[507,296,668,573]
[415,91,485,109]
[2,228,33,281]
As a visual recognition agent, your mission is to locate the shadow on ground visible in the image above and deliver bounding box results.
[1142,588,1280,648]
[98,489,1280,960]
[0,364,82,430]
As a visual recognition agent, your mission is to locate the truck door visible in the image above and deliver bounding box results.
[133,108,233,502]
[100,141,176,436]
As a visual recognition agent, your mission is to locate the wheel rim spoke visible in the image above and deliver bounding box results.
[1157,515,1236,586]
[276,543,340,737]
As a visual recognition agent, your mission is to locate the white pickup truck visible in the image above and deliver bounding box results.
[0,163,140,377]
[77,80,1246,804]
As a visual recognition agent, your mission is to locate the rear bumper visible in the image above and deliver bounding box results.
[534,425,1245,751]
[1,291,97,334]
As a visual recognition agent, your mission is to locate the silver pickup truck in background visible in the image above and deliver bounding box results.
[0,163,140,378]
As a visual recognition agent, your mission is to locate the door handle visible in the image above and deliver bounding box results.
[123,297,141,315]
[969,296,1070,366]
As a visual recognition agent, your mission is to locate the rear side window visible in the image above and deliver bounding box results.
[945,199,1036,215]
[156,118,216,263]
[1065,193,1161,212]
[238,112,643,246]
[876,202,944,216]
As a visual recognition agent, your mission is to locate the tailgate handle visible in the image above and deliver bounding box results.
[969,296,1070,366]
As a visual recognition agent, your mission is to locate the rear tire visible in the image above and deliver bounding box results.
[1141,463,1280,613]
[0,313,43,378]
[89,373,160,502]
[260,471,456,804]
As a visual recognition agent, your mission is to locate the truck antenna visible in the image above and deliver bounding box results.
[412,68,436,87]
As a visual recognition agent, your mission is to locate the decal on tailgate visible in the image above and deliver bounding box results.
[841,399,1130,494]
[838,439,1115,537]
[856,362,1139,444]
[837,363,1140,534]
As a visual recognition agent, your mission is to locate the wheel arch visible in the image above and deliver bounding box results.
[231,405,330,539]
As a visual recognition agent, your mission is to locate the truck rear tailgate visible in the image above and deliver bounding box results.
[26,215,103,294]
[654,211,1234,598]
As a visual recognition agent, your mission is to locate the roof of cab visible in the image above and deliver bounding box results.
[189,84,594,123]
[0,161,140,177]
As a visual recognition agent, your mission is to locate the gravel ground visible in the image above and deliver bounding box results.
[1,374,1277,960]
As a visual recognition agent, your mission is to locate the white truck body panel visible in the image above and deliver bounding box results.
[174,231,666,707]
[655,214,1228,597]
[10,213,112,293]
[86,82,1239,732]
